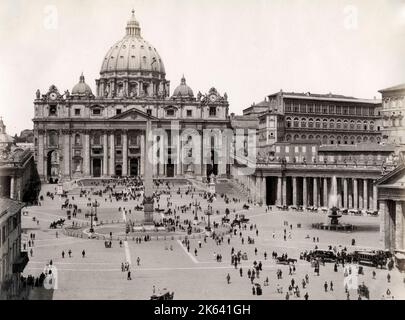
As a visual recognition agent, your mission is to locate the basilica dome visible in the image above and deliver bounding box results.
[72,73,93,95]
[172,76,194,97]
[100,10,165,75]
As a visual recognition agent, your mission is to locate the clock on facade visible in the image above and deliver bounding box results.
[49,92,57,100]
[209,94,216,102]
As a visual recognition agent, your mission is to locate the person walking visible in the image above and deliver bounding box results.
[127,271,131,280]
[226,273,231,284]
[137,257,140,266]
[324,281,328,292]
[240,268,243,277]
[30,248,33,257]
[62,251,65,258]
[330,281,333,291]
[304,292,309,300]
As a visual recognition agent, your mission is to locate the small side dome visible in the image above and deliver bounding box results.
[72,73,93,96]
[172,75,194,98]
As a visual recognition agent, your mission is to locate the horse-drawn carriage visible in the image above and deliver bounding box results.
[276,257,297,265]
[357,283,370,299]
[150,289,174,300]
[104,241,112,248]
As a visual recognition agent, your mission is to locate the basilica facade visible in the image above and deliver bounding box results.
[33,11,231,183]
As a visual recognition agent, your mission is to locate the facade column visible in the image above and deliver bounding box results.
[83,131,90,176]
[396,201,404,250]
[348,180,353,208]
[261,177,266,205]
[292,177,297,206]
[176,130,181,176]
[373,184,378,212]
[303,177,307,208]
[103,132,108,176]
[343,178,348,208]
[323,177,328,207]
[276,177,282,206]
[282,176,287,206]
[109,132,115,176]
[379,200,386,247]
[38,130,45,180]
[140,132,145,176]
[353,178,358,209]
[63,130,71,179]
[313,177,318,207]
[10,176,15,199]
[363,179,368,210]
[122,131,128,176]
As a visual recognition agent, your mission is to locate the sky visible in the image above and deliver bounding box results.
[0,0,405,136]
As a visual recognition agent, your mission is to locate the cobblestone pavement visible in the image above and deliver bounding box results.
[22,182,405,300]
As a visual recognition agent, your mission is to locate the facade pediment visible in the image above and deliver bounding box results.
[109,108,157,121]
[377,164,405,186]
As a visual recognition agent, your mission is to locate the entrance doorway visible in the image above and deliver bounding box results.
[130,158,139,176]
[115,164,122,176]
[166,159,174,177]
[92,158,102,177]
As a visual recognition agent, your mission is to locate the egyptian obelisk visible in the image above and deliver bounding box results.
[143,119,154,225]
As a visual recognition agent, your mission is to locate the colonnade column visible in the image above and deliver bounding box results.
[122,130,128,176]
[379,200,386,247]
[37,130,45,180]
[373,184,378,212]
[140,132,145,176]
[292,177,297,206]
[282,176,287,206]
[353,178,358,209]
[10,176,15,199]
[313,177,318,207]
[343,178,348,208]
[103,132,108,176]
[261,177,266,205]
[396,202,404,250]
[363,179,368,210]
[276,177,282,206]
[302,177,307,208]
[323,178,328,207]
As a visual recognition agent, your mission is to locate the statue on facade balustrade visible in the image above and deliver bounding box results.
[65,90,70,98]
[36,89,40,99]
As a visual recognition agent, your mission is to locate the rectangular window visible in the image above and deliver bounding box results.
[276,146,280,153]
[166,109,175,116]
[186,110,192,117]
[92,108,101,115]
[302,146,306,153]
[147,109,152,116]
[209,107,216,116]
[285,146,289,153]
[74,108,80,116]
[294,146,299,153]
[116,109,122,115]
[312,146,316,153]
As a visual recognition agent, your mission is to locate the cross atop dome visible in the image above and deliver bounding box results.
[126,9,141,37]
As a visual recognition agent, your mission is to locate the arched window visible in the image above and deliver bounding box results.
[286,117,292,128]
[315,135,321,142]
[301,134,307,140]
[357,121,362,130]
[308,118,314,128]
[301,118,307,128]
[350,120,355,130]
[337,136,342,145]
[363,121,368,131]
[370,121,374,131]
[363,136,368,142]
[308,134,314,140]
[322,135,328,144]
[377,136,381,143]
[315,119,321,128]
[329,119,335,129]
[369,136,375,143]
[350,136,355,145]
[343,120,349,130]
[336,120,342,129]
[293,118,299,128]
[343,136,348,144]
[285,134,291,142]
[115,133,122,145]
[329,135,335,144]
[293,134,299,141]
[356,136,362,143]
[322,119,328,129]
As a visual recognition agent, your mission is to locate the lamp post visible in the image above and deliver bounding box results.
[89,200,98,233]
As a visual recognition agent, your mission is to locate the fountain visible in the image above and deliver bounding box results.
[312,176,355,231]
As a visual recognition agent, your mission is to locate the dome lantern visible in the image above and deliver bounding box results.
[125,9,141,37]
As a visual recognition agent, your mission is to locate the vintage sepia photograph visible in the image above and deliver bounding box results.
[0,0,405,305]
